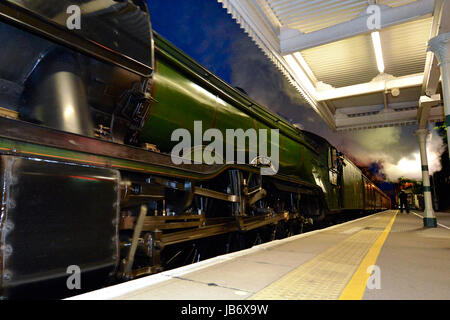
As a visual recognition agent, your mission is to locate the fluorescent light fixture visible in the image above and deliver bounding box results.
[284,54,318,110]
[293,52,316,83]
[371,31,385,74]
[284,54,316,96]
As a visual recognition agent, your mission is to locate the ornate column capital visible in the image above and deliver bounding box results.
[428,33,450,65]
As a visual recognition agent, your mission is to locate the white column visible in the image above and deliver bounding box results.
[428,33,450,160]
[415,129,437,228]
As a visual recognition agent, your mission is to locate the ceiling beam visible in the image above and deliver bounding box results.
[418,94,442,128]
[423,56,442,96]
[280,0,435,54]
[338,101,419,115]
[316,74,424,102]
[336,106,444,131]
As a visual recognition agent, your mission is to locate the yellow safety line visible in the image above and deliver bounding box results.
[339,211,398,300]
[249,211,395,300]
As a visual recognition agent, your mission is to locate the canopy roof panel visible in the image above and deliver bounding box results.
[218,0,448,131]
[268,0,369,33]
[301,33,378,88]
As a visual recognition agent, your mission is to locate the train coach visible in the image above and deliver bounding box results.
[0,0,390,298]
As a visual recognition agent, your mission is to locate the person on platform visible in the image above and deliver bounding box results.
[398,190,409,214]
[335,152,346,172]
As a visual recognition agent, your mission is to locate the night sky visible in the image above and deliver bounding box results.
[146,0,445,182]
[148,1,237,83]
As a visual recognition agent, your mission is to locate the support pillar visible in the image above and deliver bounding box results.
[415,129,437,228]
[428,33,450,160]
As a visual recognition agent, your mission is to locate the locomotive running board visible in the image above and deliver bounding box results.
[0,117,322,191]
[0,117,220,177]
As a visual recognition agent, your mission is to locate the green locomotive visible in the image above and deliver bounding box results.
[0,0,390,298]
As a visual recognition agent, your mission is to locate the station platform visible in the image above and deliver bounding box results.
[70,210,450,300]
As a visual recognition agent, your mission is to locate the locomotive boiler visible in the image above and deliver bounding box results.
[0,0,390,299]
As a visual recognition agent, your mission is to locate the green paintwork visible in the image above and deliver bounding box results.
[140,33,319,185]
[342,160,365,210]
[423,217,437,228]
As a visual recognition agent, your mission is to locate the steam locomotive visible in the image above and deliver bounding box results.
[0,0,390,299]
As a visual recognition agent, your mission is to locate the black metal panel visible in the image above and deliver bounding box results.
[0,156,120,299]
[0,0,153,77]
[6,0,152,67]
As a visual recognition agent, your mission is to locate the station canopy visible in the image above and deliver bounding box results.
[218,0,449,131]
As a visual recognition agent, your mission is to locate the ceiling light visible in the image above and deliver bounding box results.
[284,54,316,95]
[371,31,385,74]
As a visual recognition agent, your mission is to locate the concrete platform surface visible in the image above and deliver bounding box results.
[69,210,450,300]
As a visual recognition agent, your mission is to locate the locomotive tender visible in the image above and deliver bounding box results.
[0,0,390,298]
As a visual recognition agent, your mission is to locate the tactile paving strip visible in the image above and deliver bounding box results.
[250,211,396,300]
